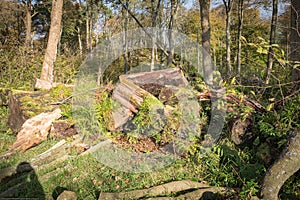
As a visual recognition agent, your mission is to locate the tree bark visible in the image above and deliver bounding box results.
[150,0,161,71]
[237,0,244,76]
[199,0,212,85]
[266,0,278,85]
[291,0,300,83]
[260,130,300,200]
[24,0,32,48]
[77,27,82,55]
[167,0,180,67]
[223,0,234,77]
[122,0,129,74]
[35,0,63,89]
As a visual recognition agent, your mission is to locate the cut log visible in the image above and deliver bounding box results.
[124,68,188,88]
[112,68,188,114]
[11,108,62,152]
[110,106,133,131]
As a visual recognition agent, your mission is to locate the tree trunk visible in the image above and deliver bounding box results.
[167,0,180,67]
[266,0,278,85]
[35,0,63,89]
[150,0,161,71]
[199,0,212,85]
[291,0,300,83]
[86,8,91,52]
[122,0,129,74]
[223,0,233,77]
[77,27,82,55]
[24,0,32,48]
[237,0,244,76]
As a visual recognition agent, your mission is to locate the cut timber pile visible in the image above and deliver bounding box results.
[111,68,188,130]
[112,67,188,113]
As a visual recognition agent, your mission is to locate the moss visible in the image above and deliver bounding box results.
[16,91,55,119]
[133,95,165,137]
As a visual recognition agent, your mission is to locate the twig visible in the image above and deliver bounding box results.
[236,80,300,89]
[275,87,300,108]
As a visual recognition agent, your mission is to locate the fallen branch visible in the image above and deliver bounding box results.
[99,180,227,200]
[260,130,300,200]
[196,91,266,113]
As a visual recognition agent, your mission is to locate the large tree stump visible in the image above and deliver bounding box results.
[8,90,58,132]
[260,130,300,200]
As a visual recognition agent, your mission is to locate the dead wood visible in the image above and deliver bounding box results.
[112,68,188,114]
[98,180,227,200]
[260,130,300,200]
[11,108,62,152]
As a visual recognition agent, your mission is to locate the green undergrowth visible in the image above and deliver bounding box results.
[0,81,299,199]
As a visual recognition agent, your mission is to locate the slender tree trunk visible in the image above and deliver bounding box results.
[89,15,93,50]
[266,0,278,85]
[291,0,300,83]
[150,0,161,71]
[86,6,91,52]
[122,0,129,74]
[77,27,82,55]
[199,0,212,84]
[35,0,63,89]
[167,0,180,67]
[237,0,244,76]
[24,0,32,47]
[223,0,233,77]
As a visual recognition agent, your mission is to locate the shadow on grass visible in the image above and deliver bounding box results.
[0,161,45,199]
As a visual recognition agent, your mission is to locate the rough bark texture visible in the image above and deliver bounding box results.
[260,130,300,200]
[35,0,63,89]
[291,0,300,82]
[24,0,32,47]
[199,0,212,85]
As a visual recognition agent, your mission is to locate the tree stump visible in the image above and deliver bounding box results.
[7,90,58,132]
